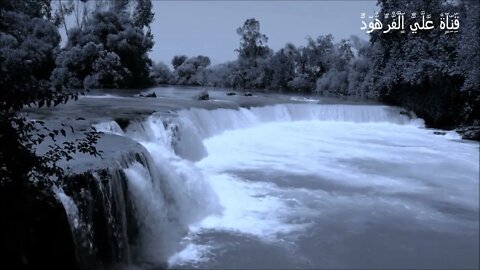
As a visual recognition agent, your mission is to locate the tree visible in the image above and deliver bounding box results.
[52,41,129,89]
[267,44,297,91]
[236,18,270,61]
[1,1,102,268]
[150,61,173,85]
[292,35,335,92]
[205,61,239,88]
[171,55,188,70]
[456,0,480,124]
[346,37,379,98]
[172,55,211,86]
[52,0,154,35]
[52,8,154,89]
[315,39,352,96]
[234,18,272,89]
[133,0,154,28]
[52,0,106,35]
[370,0,470,128]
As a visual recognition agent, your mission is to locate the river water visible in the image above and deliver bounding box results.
[36,87,479,269]
[167,110,479,269]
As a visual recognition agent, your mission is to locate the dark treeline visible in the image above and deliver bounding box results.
[152,19,376,96]
[371,0,479,130]
[2,0,475,131]
[153,1,479,132]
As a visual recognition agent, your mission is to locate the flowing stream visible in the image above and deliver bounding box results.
[60,99,478,269]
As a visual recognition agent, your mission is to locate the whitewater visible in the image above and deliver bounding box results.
[86,102,479,269]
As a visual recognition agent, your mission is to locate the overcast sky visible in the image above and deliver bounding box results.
[150,0,378,65]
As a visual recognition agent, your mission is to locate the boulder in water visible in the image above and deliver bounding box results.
[0,184,78,270]
[139,92,157,98]
[198,90,209,101]
[114,118,130,130]
[457,125,480,141]
[226,92,236,96]
[399,110,412,119]
[244,92,253,97]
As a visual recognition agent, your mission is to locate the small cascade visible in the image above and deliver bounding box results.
[172,104,421,161]
[176,104,421,142]
[93,120,124,136]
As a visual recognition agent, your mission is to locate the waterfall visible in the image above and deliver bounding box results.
[93,121,124,136]
[177,104,421,139]
[54,166,137,269]
[173,104,422,161]
[59,103,421,268]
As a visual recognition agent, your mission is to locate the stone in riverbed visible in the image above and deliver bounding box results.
[198,90,209,101]
[456,125,480,141]
[226,92,236,96]
[244,92,253,96]
[0,184,78,270]
[139,92,156,98]
[399,110,412,119]
[114,118,130,130]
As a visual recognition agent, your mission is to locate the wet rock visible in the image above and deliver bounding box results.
[114,118,130,130]
[0,184,79,270]
[399,111,412,119]
[456,125,480,141]
[62,168,138,269]
[139,92,156,98]
[226,92,236,96]
[244,92,253,97]
[433,131,446,135]
[198,90,209,101]
[76,117,86,121]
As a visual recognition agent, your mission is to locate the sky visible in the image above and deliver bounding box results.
[150,0,379,65]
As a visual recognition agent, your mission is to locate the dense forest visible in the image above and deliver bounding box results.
[2,0,477,133]
[151,2,479,136]
[152,1,479,134]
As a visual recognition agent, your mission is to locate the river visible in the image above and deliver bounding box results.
[32,86,479,269]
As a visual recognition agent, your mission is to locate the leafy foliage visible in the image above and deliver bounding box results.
[201,18,377,95]
[235,18,270,61]
[370,0,479,127]
[150,61,173,85]
[233,18,272,89]
[52,3,154,89]
[0,1,101,186]
[172,55,211,86]
[199,11,478,128]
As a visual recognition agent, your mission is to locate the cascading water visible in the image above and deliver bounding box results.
[119,113,220,264]
[58,103,478,269]
[174,104,422,161]
[93,121,125,136]
[176,104,420,141]
[54,165,138,269]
